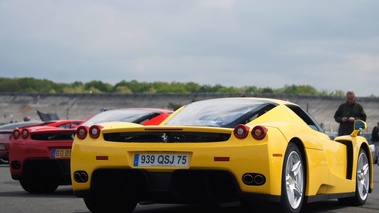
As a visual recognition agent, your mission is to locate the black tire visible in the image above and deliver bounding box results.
[20,180,58,193]
[338,148,370,206]
[281,143,305,213]
[83,195,137,213]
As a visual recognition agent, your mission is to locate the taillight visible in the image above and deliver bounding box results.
[251,126,268,140]
[21,129,29,139]
[76,126,88,140]
[233,124,250,139]
[89,125,102,139]
[13,129,21,139]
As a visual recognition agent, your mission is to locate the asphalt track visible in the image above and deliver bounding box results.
[0,163,378,213]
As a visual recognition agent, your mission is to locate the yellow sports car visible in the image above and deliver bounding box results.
[70,97,373,213]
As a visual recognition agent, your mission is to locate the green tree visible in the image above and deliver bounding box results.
[84,80,113,93]
[0,77,370,97]
[0,79,21,92]
[330,90,345,97]
[121,80,153,93]
[185,82,201,93]
[282,84,318,95]
[114,85,133,94]
[152,81,171,93]
[260,87,274,94]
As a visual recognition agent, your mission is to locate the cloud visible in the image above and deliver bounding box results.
[1,0,379,96]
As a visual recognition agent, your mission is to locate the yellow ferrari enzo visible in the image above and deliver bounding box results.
[70,97,373,213]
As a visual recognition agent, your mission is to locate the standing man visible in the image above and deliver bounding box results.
[371,122,379,164]
[334,90,367,136]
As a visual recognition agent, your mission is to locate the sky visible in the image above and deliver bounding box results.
[1,0,379,97]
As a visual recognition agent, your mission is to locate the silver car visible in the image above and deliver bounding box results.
[361,132,378,164]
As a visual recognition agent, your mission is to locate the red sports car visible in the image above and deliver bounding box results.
[9,108,173,193]
[0,121,43,164]
[9,119,84,193]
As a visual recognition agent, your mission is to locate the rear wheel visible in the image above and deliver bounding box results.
[20,180,58,193]
[281,143,305,213]
[83,176,137,213]
[338,148,370,206]
[83,194,137,213]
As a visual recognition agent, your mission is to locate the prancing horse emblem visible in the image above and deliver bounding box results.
[161,133,168,142]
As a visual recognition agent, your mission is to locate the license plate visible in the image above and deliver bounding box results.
[52,149,71,158]
[0,144,4,150]
[134,153,189,167]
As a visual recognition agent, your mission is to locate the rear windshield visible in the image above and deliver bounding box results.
[164,99,276,127]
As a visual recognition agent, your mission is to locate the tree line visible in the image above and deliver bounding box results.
[0,77,347,96]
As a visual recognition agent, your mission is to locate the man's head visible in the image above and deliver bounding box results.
[346,90,355,104]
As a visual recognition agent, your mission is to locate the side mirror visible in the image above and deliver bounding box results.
[351,120,367,137]
[354,120,367,131]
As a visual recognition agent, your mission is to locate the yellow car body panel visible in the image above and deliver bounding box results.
[71,126,287,195]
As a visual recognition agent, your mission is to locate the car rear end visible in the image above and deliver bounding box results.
[9,127,76,185]
[71,124,287,205]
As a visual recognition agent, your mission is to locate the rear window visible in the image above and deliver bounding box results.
[165,98,276,127]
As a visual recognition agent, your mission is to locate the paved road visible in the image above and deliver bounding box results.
[0,164,378,213]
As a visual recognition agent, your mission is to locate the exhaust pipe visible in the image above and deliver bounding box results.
[242,173,266,185]
[242,174,254,185]
[11,161,21,169]
[253,174,265,185]
[74,171,88,183]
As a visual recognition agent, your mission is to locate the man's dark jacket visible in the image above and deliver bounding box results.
[334,101,367,136]
[372,126,379,142]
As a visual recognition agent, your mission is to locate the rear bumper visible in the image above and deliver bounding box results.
[11,159,71,185]
[73,168,281,204]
